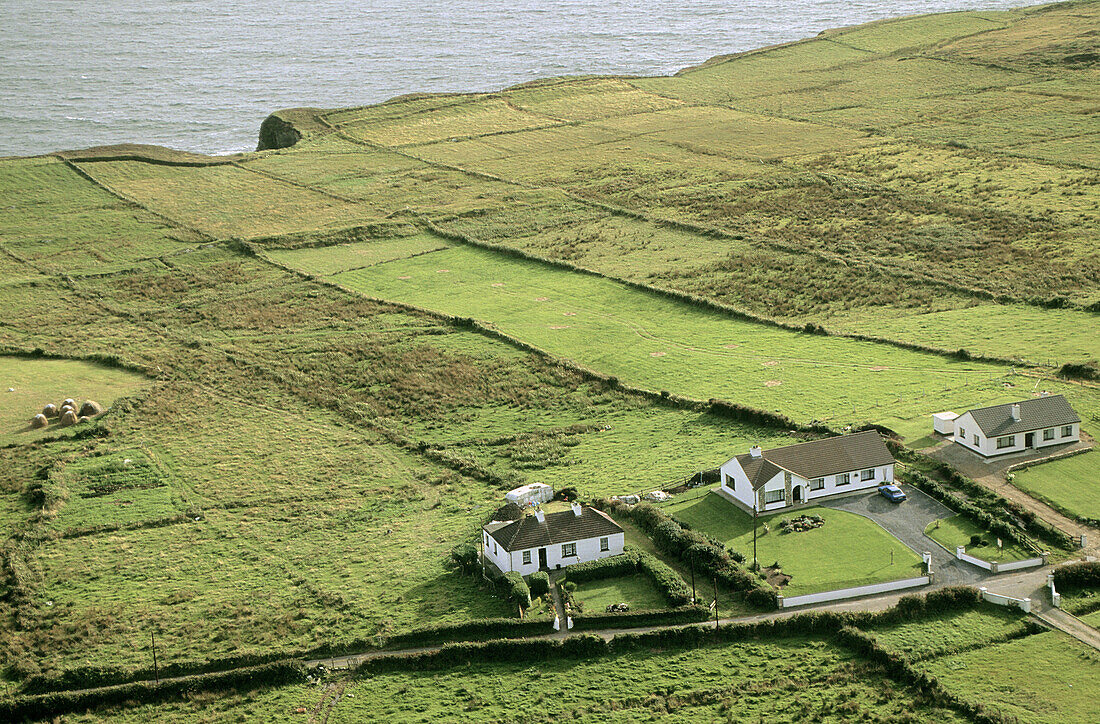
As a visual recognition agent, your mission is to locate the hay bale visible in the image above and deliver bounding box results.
[31,414,49,429]
[63,398,76,409]
[42,403,58,417]
[59,405,75,418]
[78,416,92,424]
[79,400,103,417]
[59,410,78,427]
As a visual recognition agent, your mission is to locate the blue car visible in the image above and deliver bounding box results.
[878,485,907,503]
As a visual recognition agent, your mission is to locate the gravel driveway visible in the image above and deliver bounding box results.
[820,487,989,586]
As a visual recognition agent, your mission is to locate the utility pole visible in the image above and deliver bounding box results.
[151,632,159,684]
[752,503,758,570]
[713,577,719,633]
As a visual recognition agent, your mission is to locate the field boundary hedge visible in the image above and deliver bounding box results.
[2,660,304,722]
[1005,449,1100,528]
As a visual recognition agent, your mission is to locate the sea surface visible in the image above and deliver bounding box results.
[2,0,1030,157]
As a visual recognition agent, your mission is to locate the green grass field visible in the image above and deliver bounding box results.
[1010,452,1100,522]
[924,515,1035,562]
[663,492,923,595]
[60,634,970,723]
[0,356,151,446]
[1,2,1098,717]
[923,629,1100,724]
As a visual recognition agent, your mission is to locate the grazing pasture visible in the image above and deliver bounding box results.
[1011,452,1100,523]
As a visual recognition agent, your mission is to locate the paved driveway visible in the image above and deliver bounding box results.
[820,487,989,586]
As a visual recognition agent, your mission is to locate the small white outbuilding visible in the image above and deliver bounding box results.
[932,411,959,435]
[505,482,553,507]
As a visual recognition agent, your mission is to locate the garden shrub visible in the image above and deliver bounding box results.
[528,571,550,598]
[1053,561,1100,591]
[505,572,531,609]
[449,543,479,574]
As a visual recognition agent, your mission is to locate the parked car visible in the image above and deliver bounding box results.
[878,484,907,503]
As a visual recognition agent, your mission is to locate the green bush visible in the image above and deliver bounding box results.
[504,571,531,609]
[1053,561,1100,591]
[528,571,550,598]
[450,543,479,574]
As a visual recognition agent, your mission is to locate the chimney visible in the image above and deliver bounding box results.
[534,508,545,523]
[571,502,583,517]
[749,445,762,459]
[1040,391,1050,398]
[1011,403,1021,421]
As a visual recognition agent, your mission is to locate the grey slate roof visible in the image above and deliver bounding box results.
[735,431,895,488]
[966,395,1080,437]
[485,507,623,552]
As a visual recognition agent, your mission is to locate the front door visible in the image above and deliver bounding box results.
[793,485,803,504]
[538,548,547,569]
[1025,432,1035,448]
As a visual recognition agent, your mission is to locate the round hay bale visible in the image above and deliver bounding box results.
[79,400,103,417]
[59,405,75,417]
[63,398,76,408]
[59,410,78,427]
[42,403,58,417]
[78,416,92,424]
[31,414,49,429]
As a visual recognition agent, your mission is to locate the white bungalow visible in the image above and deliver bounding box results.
[719,431,896,513]
[952,395,1080,457]
[482,503,624,576]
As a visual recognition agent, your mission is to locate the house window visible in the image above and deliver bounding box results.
[562,543,577,557]
[485,534,490,547]
[493,543,498,555]
[958,427,965,439]
[522,550,532,565]
[764,489,785,504]
[860,469,875,482]
[974,436,980,447]
[600,537,609,552]
[1062,425,1074,438]
[996,435,1015,449]
[836,473,851,486]
[723,473,733,490]
[1043,428,1055,441]
[810,478,825,491]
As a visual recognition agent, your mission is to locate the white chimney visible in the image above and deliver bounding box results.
[1011,403,1021,421]
[749,445,762,459]
[534,508,545,523]
[571,502,583,517]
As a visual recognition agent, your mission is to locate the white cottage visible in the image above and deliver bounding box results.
[719,431,896,513]
[952,395,1080,457]
[482,503,624,576]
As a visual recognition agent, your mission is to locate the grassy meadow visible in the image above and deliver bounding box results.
[0,356,151,446]
[662,492,924,595]
[270,237,1100,435]
[1010,452,1100,522]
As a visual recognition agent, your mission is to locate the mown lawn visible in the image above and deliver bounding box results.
[1011,452,1100,522]
[663,492,923,596]
[570,572,669,613]
[924,515,1035,562]
[868,606,1029,660]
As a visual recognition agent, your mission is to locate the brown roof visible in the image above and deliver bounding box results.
[735,431,895,488]
[487,502,525,524]
[485,507,623,552]
[965,395,1080,437]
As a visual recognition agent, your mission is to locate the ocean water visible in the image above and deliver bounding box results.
[1,0,1029,157]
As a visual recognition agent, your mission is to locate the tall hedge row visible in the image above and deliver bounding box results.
[1052,561,1100,591]
[570,605,710,631]
[1,661,304,722]
[563,548,692,607]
